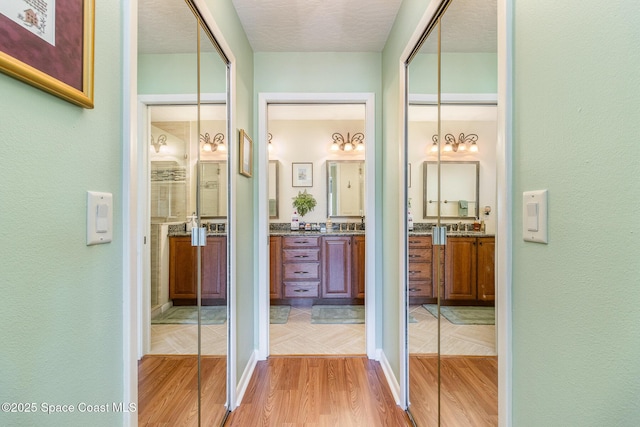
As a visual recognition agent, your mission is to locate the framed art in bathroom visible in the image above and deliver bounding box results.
[0,0,95,108]
[239,129,253,177]
[292,162,313,187]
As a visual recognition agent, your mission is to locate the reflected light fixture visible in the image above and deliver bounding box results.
[150,134,167,153]
[201,132,226,152]
[268,133,274,152]
[431,133,478,153]
[330,132,365,152]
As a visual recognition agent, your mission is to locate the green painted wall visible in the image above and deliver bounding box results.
[0,2,125,426]
[381,0,432,389]
[205,0,256,392]
[512,0,640,424]
[254,51,384,347]
[410,53,498,94]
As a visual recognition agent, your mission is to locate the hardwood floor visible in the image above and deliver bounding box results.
[409,355,498,427]
[138,355,227,427]
[224,356,412,427]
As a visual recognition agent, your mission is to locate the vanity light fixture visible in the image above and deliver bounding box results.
[431,133,479,153]
[151,134,167,153]
[330,132,365,152]
[201,132,226,152]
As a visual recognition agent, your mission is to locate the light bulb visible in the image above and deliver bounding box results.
[218,143,226,152]
[458,143,467,151]
[331,142,339,151]
[430,142,438,153]
[268,143,273,152]
[470,143,478,152]
[356,142,365,151]
[443,143,453,152]
[344,142,353,151]
[203,143,212,152]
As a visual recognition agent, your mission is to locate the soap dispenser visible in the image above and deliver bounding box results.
[291,211,299,231]
[408,210,414,231]
[186,212,197,232]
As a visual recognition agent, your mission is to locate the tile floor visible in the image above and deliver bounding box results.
[148,305,496,356]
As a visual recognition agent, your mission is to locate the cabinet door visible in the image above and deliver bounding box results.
[445,237,477,300]
[202,236,226,300]
[169,237,197,299]
[322,236,352,298]
[352,235,365,298]
[269,236,282,299]
[477,237,495,302]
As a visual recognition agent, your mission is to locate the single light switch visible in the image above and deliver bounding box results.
[87,191,113,245]
[526,202,539,231]
[523,190,548,243]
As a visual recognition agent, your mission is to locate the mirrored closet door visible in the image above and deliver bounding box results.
[138,1,230,425]
[405,0,498,425]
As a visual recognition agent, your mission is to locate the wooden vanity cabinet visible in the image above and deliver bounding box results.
[444,236,495,304]
[281,236,321,298]
[169,236,226,305]
[407,236,435,302]
[269,236,282,299]
[477,237,495,302]
[352,235,366,298]
[322,236,352,298]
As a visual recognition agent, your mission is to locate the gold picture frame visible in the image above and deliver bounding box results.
[0,0,95,108]
[239,129,253,177]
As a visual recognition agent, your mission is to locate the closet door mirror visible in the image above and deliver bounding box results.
[196,15,230,427]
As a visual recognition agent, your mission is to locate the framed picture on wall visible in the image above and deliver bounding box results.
[239,129,252,177]
[0,0,95,108]
[292,162,313,187]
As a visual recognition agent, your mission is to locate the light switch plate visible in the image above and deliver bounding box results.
[523,190,548,243]
[87,191,113,245]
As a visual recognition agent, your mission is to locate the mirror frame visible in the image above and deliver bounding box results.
[422,160,479,219]
[326,159,366,218]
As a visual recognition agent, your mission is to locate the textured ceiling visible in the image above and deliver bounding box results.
[231,0,403,52]
[139,0,496,54]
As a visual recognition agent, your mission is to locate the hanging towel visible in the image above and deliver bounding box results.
[458,200,468,217]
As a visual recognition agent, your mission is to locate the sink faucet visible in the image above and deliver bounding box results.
[360,215,365,231]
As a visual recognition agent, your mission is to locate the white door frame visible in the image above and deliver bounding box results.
[256,93,377,360]
[398,0,513,424]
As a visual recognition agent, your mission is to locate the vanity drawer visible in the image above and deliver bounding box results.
[283,282,320,298]
[408,236,432,248]
[408,262,433,281]
[408,281,434,298]
[283,248,320,262]
[283,236,320,248]
[408,247,433,262]
[283,262,321,280]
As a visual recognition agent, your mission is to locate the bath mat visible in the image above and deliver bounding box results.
[270,305,291,324]
[311,305,364,324]
[422,304,494,325]
[151,306,226,325]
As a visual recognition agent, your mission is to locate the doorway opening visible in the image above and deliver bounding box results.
[256,93,377,360]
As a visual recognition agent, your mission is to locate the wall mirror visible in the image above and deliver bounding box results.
[327,160,365,217]
[423,161,479,219]
[269,160,279,218]
[200,161,228,218]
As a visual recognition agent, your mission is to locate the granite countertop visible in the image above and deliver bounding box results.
[169,231,228,237]
[270,230,365,236]
[409,231,495,237]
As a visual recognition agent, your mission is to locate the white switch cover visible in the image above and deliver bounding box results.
[87,191,113,245]
[523,190,548,243]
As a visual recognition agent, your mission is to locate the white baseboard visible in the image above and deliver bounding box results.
[234,350,259,408]
[377,349,402,405]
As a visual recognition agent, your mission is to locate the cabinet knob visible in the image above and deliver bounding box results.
[408,287,421,292]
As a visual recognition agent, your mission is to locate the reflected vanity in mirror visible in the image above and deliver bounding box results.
[423,161,479,219]
[327,160,365,217]
[269,160,279,218]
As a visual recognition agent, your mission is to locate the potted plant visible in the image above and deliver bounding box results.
[292,190,317,218]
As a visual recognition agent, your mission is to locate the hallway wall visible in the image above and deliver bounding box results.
[0,2,125,426]
[512,0,640,424]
